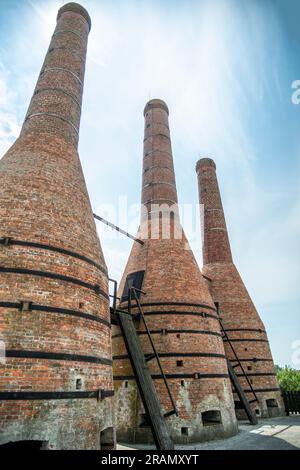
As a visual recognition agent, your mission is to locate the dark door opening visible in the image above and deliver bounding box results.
[266,398,280,418]
[121,271,145,302]
[0,440,46,449]
[100,427,115,450]
[202,410,222,426]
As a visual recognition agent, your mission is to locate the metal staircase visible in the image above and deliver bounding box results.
[215,303,258,425]
[110,280,176,450]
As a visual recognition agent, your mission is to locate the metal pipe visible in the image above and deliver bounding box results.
[93,213,144,245]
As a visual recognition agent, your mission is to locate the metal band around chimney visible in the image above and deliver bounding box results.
[41,67,83,86]
[114,373,229,381]
[34,88,81,109]
[138,310,219,321]
[242,387,280,393]
[224,328,266,334]
[134,301,218,312]
[143,165,173,174]
[112,329,222,339]
[53,29,85,41]
[143,181,176,189]
[0,390,114,401]
[144,198,178,205]
[144,150,173,159]
[0,237,107,274]
[5,350,112,366]
[48,46,85,63]
[230,358,273,363]
[223,338,268,343]
[25,113,79,134]
[113,352,226,360]
[0,301,110,328]
[236,372,276,377]
[144,133,170,142]
[206,208,224,213]
[146,122,170,131]
[0,267,109,299]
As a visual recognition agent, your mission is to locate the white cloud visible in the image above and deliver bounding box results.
[0,64,21,157]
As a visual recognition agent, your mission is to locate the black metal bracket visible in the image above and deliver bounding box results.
[18,300,33,312]
[128,287,179,419]
[98,389,115,401]
[0,237,12,246]
[164,409,177,418]
[215,302,258,425]
[145,353,156,362]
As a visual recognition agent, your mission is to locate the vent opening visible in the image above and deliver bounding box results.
[181,427,189,436]
[100,427,115,450]
[234,401,243,410]
[266,398,279,417]
[202,410,222,426]
[266,399,279,408]
[139,413,150,428]
[76,378,82,390]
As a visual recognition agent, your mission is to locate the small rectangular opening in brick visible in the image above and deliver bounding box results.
[202,410,222,426]
[181,427,189,436]
[76,378,82,390]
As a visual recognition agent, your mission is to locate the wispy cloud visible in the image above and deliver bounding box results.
[0,62,21,157]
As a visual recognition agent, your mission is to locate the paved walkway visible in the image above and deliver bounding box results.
[177,416,300,450]
[118,416,300,450]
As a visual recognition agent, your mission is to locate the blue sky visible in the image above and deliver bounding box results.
[0,0,299,367]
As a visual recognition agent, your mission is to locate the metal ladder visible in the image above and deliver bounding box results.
[215,303,258,425]
[110,280,177,450]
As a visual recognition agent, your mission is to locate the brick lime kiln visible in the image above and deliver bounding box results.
[196,157,285,419]
[113,100,238,444]
[0,3,114,449]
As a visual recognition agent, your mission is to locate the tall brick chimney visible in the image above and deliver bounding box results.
[0,4,115,449]
[196,158,285,419]
[113,100,237,444]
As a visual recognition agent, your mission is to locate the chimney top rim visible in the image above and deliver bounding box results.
[196,158,216,172]
[144,99,169,116]
[57,3,91,31]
